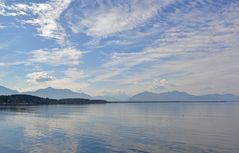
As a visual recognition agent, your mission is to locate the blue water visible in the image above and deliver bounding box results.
[0,103,239,153]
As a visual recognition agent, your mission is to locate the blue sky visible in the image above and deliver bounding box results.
[0,0,239,97]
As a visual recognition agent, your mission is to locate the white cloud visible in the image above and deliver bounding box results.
[0,0,72,42]
[64,68,88,81]
[2,0,239,96]
[24,0,72,42]
[0,2,29,16]
[26,72,54,83]
[24,68,89,93]
[147,49,239,95]
[89,2,239,95]
[0,61,29,67]
[69,0,175,37]
[152,79,171,90]
[29,47,82,66]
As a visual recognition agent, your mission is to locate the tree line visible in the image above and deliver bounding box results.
[0,95,107,105]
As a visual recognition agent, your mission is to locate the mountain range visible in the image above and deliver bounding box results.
[23,87,92,99]
[0,85,117,100]
[1,85,239,101]
[129,91,239,101]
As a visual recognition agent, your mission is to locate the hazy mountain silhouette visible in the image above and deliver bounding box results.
[0,85,18,95]
[1,85,239,101]
[23,87,92,99]
[129,91,239,101]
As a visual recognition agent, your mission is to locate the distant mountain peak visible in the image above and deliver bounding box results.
[39,87,65,91]
[0,85,18,95]
[23,87,92,99]
[45,87,55,90]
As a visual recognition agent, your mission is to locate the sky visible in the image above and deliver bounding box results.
[0,0,239,97]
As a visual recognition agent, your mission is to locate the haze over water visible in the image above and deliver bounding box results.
[0,102,239,153]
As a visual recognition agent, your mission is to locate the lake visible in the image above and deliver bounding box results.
[0,102,239,153]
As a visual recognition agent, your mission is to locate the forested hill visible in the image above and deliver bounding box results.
[0,95,107,105]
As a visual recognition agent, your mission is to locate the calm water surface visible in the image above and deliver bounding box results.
[0,103,239,153]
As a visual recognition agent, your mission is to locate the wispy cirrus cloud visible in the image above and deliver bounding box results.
[0,61,29,67]
[23,0,72,42]
[67,0,176,37]
[1,0,72,42]
[0,2,30,16]
[1,0,239,96]
[29,47,82,66]
[88,1,239,95]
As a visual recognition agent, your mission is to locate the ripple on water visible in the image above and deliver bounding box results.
[0,103,239,153]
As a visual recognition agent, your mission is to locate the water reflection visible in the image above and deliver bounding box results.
[0,106,32,113]
[0,103,239,153]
